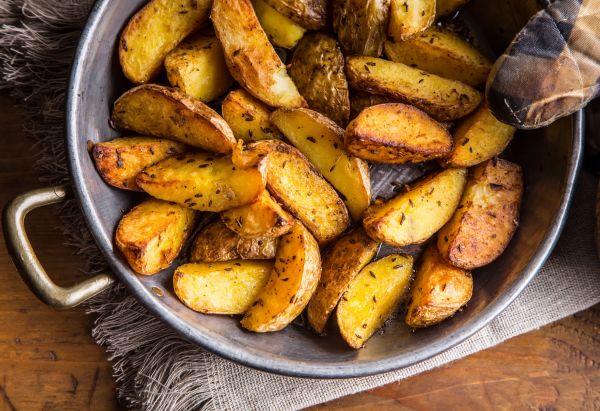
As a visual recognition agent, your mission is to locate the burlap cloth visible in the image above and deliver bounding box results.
[2,0,600,410]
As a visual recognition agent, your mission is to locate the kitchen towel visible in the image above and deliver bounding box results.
[2,0,600,410]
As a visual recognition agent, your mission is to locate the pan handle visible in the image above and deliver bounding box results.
[2,184,116,308]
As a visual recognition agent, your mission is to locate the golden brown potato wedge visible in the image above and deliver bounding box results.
[190,220,280,262]
[174,260,273,314]
[440,102,516,168]
[212,0,307,109]
[119,0,211,85]
[337,254,413,348]
[241,221,321,332]
[307,228,379,334]
[222,89,284,143]
[363,168,467,246]
[388,0,435,42]
[332,0,390,57]
[288,33,350,127]
[110,85,236,153]
[251,0,307,48]
[406,243,472,328]
[345,56,483,121]
[345,103,453,164]
[220,189,295,238]
[270,108,371,221]
[116,199,199,275]
[437,159,523,269]
[164,34,235,102]
[247,139,349,246]
[384,27,493,88]
[262,0,328,30]
[93,137,188,191]
[436,0,470,19]
[136,152,267,212]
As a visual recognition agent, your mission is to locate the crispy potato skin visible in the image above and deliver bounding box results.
[190,220,280,262]
[136,152,267,212]
[174,260,273,314]
[345,56,483,121]
[338,254,413,348]
[212,0,307,108]
[109,84,236,153]
[436,0,470,19]
[248,140,349,246]
[307,228,379,334]
[119,0,210,85]
[270,108,371,221]
[363,168,467,246]
[220,189,295,237]
[345,103,453,164]
[164,35,235,102]
[251,0,307,48]
[116,199,199,275]
[388,0,435,42]
[333,0,390,57]
[437,159,523,269]
[263,0,328,30]
[349,92,400,121]
[222,89,284,143]
[384,28,493,88]
[406,244,472,328]
[93,137,188,191]
[241,221,321,332]
[440,102,517,168]
[288,33,350,127]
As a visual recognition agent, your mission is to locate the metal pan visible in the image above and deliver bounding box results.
[3,0,583,378]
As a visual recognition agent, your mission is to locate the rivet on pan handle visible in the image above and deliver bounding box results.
[2,184,116,308]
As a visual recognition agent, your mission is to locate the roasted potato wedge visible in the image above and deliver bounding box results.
[345,103,453,164]
[93,137,188,191]
[222,89,284,143]
[191,220,280,262]
[406,243,472,327]
[262,0,328,30]
[363,168,467,246]
[116,199,199,275]
[307,228,379,334]
[174,260,273,314]
[332,0,390,57]
[437,159,523,269]
[110,85,236,153]
[345,56,483,121]
[337,254,413,348]
[251,0,307,48]
[440,102,516,168]
[137,152,267,212]
[271,108,371,221]
[436,0,470,20]
[220,189,295,238]
[384,27,493,88]
[119,0,211,85]
[388,0,435,42]
[164,34,235,102]
[248,140,350,246]
[212,0,307,109]
[241,221,321,332]
[288,33,350,127]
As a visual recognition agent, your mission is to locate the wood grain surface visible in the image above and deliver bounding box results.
[1,89,599,410]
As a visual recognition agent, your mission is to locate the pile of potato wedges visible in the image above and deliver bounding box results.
[93,0,524,349]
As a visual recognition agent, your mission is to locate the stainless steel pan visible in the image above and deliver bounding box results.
[3,0,583,378]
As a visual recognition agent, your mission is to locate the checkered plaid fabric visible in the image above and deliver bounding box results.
[486,0,600,129]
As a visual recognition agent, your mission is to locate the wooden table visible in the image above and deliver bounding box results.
[1,88,598,411]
